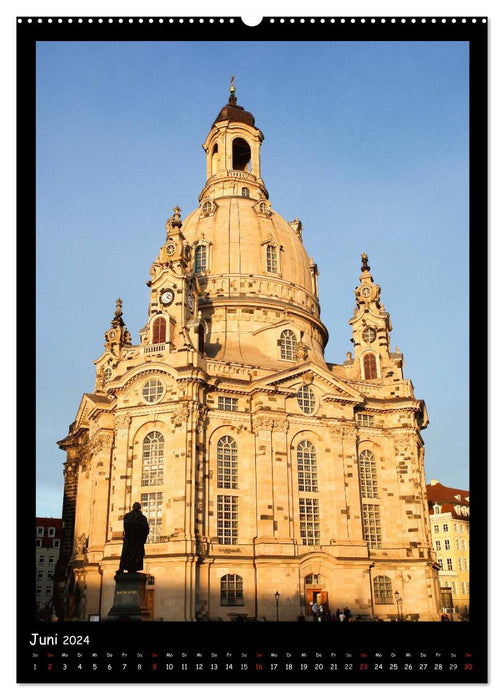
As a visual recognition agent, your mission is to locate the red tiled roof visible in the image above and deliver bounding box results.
[426,482,469,518]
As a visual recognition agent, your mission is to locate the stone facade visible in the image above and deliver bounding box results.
[58,88,441,621]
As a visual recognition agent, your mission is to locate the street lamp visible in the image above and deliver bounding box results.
[274,591,280,622]
[394,590,403,621]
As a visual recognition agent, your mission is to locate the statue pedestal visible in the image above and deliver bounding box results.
[107,572,150,621]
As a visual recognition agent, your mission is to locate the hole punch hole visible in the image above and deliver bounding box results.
[241,16,263,27]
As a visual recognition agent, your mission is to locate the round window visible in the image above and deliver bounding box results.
[142,379,164,404]
[202,200,212,215]
[103,368,113,382]
[363,327,376,343]
[297,385,316,414]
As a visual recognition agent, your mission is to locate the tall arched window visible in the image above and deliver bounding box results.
[211,143,219,174]
[359,450,378,499]
[373,575,393,605]
[194,244,207,274]
[220,574,244,606]
[142,431,164,486]
[363,352,378,379]
[198,324,205,354]
[152,317,166,344]
[266,244,278,273]
[280,329,296,360]
[232,138,251,171]
[217,435,238,489]
[297,440,318,492]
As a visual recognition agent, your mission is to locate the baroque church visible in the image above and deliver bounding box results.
[56,85,441,622]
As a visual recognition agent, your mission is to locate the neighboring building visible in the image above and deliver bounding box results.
[426,480,470,619]
[57,86,441,621]
[35,517,62,621]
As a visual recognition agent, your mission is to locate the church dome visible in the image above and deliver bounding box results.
[181,198,315,300]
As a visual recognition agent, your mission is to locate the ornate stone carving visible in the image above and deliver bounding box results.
[295,342,309,361]
[114,414,131,432]
[74,533,87,555]
[329,424,357,439]
[172,403,190,424]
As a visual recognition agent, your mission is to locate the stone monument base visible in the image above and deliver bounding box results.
[107,572,150,621]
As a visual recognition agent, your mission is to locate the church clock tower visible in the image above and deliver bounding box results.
[58,85,440,623]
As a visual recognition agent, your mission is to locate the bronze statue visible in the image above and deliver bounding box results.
[118,502,150,573]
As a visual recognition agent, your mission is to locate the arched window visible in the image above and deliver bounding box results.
[152,316,166,344]
[241,187,250,198]
[198,324,205,354]
[217,435,238,489]
[363,352,378,379]
[373,575,393,605]
[297,440,318,492]
[220,574,244,606]
[194,244,207,274]
[266,244,278,273]
[142,431,164,486]
[232,138,251,171]
[211,143,219,174]
[280,329,296,360]
[359,450,378,499]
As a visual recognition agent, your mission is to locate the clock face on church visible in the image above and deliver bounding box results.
[165,242,176,256]
[160,289,174,306]
[361,285,372,298]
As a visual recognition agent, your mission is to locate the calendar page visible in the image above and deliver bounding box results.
[17,12,488,684]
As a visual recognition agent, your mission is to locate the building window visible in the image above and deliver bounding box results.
[297,385,316,414]
[36,539,42,548]
[220,574,244,606]
[363,353,378,379]
[299,498,320,545]
[142,378,164,404]
[141,492,163,543]
[39,555,45,565]
[357,413,374,428]
[53,540,60,548]
[202,200,212,215]
[241,187,250,198]
[152,317,167,344]
[48,527,55,537]
[446,558,453,570]
[359,450,379,499]
[373,576,393,605]
[48,555,54,565]
[280,330,296,361]
[438,559,443,569]
[47,572,54,581]
[444,540,450,550]
[37,527,44,536]
[297,440,318,493]
[37,571,43,580]
[259,201,268,214]
[218,396,238,412]
[142,431,165,486]
[451,581,457,595]
[433,505,442,514]
[194,244,207,274]
[104,367,113,382]
[217,495,238,545]
[362,503,382,549]
[443,523,449,532]
[36,586,42,596]
[266,244,278,273]
[435,540,441,551]
[217,436,238,489]
[45,587,52,596]
[362,327,377,344]
[434,525,440,533]
[305,574,323,586]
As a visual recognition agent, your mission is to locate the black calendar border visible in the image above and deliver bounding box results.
[17,15,488,685]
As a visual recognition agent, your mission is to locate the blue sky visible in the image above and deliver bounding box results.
[36,39,469,517]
